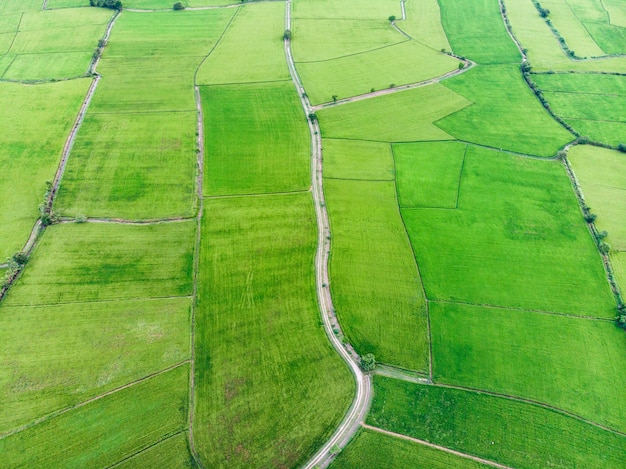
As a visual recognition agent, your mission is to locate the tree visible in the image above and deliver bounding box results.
[360,353,376,371]
[308,112,318,123]
[283,29,291,41]
[388,15,396,22]
[332,94,338,103]
[11,252,29,266]
[618,143,626,153]
[173,2,185,10]
[91,0,122,10]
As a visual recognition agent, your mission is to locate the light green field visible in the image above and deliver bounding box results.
[399,0,450,51]
[323,139,395,181]
[124,0,234,7]
[194,194,353,467]
[568,145,626,250]
[2,222,194,306]
[46,0,89,7]
[401,145,615,317]
[544,2,605,58]
[0,79,90,261]
[535,72,626,146]
[196,3,289,84]
[393,141,466,208]
[438,0,520,64]
[292,0,400,21]
[297,40,460,105]
[324,179,429,371]
[0,0,45,13]
[55,111,198,219]
[331,428,490,469]
[604,0,626,27]
[437,65,574,156]
[0,8,111,80]
[430,302,626,432]
[292,19,404,63]
[115,433,194,469]
[0,365,189,467]
[201,82,310,196]
[318,83,471,142]
[368,376,626,468]
[613,252,626,292]
[584,22,626,55]
[0,297,190,432]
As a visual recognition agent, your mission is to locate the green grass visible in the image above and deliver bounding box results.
[194,194,354,467]
[543,3,605,58]
[568,145,626,250]
[393,141,466,208]
[533,72,626,94]
[437,65,574,156]
[0,0,48,13]
[292,19,404,63]
[124,0,233,7]
[0,297,190,432]
[115,433,194,469]
[368,376,626,469]
[1,8,111,80]
[438,0,520,64]
[399,0,451,52]
[401,145,615,317]
[331,428,490,469]
[318,83,471,142]
[324,139,395,181]
[430,302,626,433]
[584,22,626,55]
[55,111,198,219]
[46,0,90,7]
[297,40,460,105]
[196,3,289,84]
[2,221,195,306]
[0,365,189,467]
[604,0,626,27]
[0,79,90,261]
[292,0,400,20]
[612,251,626,292]
[201,82,310,196]
[324,179,429,371]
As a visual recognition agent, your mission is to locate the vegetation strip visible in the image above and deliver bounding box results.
[361,424,513,469]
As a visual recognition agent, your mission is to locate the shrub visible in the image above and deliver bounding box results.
[283,29,291,41]
[388,15,396,22]
[584,213,597,223]
[599,241,611,254]
[617,143,626,153]
[11,252,29,266]
[360,353,376,371]
[173,2,185,9]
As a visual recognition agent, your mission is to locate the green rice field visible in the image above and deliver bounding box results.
[323,139,395,181]
[368,376,626,469]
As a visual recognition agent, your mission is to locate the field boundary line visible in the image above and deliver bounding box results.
[432,382,626,437]
[88,109,197,115]
[41,0,48,10]
[431,298,614,322]
[1,295,193,309]
[203,189,310,199]
[195,78,291,87]
[285,2,372,468]
[57,216,195,225]
[106,429,188,468]
[361,424,515,469]
[294,39,410,65]
[125,0,282,13]
[324,176,395,182]
[389,144,433,380]
[88,10,120,76]
[374,364,430,384]
[310,58,474,111]
[5,13,23,55]
[0,360,190,441]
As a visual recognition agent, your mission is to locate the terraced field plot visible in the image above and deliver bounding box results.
[368,377,626,469]
[0,79,90,260]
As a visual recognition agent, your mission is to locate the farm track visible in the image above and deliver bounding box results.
[57,216,195,225]
[0,360,190,441]
[106,429,188,468]
[360,424,515,469]
[285,2,372,468]
[125,0,282,13]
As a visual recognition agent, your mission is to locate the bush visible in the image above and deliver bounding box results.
[283,29,291,41]
[91,0,122,10]
[584,213,597,223]
[173,2,185,9]
[617,143,626,153]
[360,353,376,371]
[11,252,29,266]
[599,241,611,254]
[388,15,396,22]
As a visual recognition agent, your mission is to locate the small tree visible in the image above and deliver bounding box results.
[599,241,611,254]
[388,15,396,23]
[332,94,338,103]
[458,62,465,70]
[618,143,626,153]
[11,252,29,266]
[283,29,291,41]
[308,112,318,123]
[360,353,376,371]
[584,213,597,223]
[173,2,185,10]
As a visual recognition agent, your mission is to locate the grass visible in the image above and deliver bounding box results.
[292,0,401,21]
[543,2,605,58]
[0,79,91,261]
[2,221,195,306]
[331,428,490,469]
[613,252,626,293]
[430,301,626,433]
[201,82,310,196]
[196,3,290,84]
[393,141,466,208]
[534,73,626,146]
[584,22,626,55]
[318,83,471,142]
[194,194,354,467]
[437,65,574,156]
[604,0,626,27]
[438,0,520,65]
[115,433,194,469]
[291,19,404,63]
[0,297,190,433]
[323,139,395,181]
[399,0,451,52]
[568,145,626,251]
[401,145,615,317]
[1,8,111,80]
[368,376,626,469]
[0,365,189,467]
[296,40,460,105]
[324,179,429,371]
[55,111,198,219]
